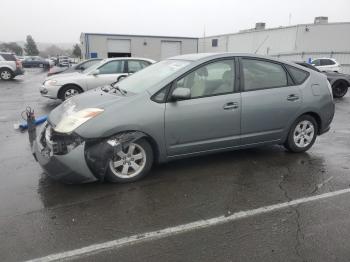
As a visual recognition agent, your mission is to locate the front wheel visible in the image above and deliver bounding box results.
[59,85,82,101]
[284,115,318,153]
[106,139,153,183]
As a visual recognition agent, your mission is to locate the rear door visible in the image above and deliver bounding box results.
[164,58,241,156]
[126,60,151,74]
[86,60,126,89]
[239,57,302,145]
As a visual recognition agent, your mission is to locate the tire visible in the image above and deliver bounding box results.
[0,68,14,80]
[332,81,349,98]
[58,85,82,101]
[284,115,318,153]
[106,138,153,183]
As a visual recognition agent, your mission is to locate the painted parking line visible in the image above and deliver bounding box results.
[26,187,350,262]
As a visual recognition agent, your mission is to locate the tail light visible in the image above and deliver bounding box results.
[16,59,22,69]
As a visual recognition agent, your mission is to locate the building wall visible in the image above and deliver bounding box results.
[198,23,350,73]
[81,33,198,61]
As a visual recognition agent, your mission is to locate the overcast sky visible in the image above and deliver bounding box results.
[1,0,349,43]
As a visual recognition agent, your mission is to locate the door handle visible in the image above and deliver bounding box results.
[287,94,299,101]
[223,102,239,110]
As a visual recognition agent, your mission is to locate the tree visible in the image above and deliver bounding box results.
[0,42,23,55]
[72,44,81,58]
[39,44,64,57]
[24,35,39,56]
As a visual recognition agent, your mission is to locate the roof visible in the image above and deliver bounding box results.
[102,57,156,63]
[81,32,198,40]
[169,52,292,62]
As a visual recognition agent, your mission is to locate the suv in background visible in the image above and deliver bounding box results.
[0,52,24,80]
[311,58,341,73]
[295,61,350,98]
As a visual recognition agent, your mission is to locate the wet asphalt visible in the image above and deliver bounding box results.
[0,69,350,262]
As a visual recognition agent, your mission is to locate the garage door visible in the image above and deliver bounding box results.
[107,39,131,53]
[161,41,181,59]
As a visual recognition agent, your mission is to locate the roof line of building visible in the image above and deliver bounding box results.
[81,21,350,41]
[200,21,350,39]
[81,32,198,40]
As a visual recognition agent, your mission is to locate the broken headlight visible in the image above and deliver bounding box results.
[41,124,84,155]
[54,108,104,133]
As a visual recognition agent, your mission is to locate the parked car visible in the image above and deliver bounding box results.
[15,55,25,61]
[40,57,155,100]
[295,62,350,98]
[47,58,102,76]
[0,52,24,80]
[58,56,70,67]
[33,53,335,184]
[22,56,51,69]
[311,58,341,73]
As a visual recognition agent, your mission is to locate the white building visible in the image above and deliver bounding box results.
[80,33,198,61]
[198,17,350,73]
[81,17,350,73]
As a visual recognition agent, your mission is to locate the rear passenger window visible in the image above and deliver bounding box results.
[1,54,16,61]
[242,59,287,91]
[285,65,309,85]
[321,59,335,66]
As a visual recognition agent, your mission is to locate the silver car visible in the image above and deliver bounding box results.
[40,57,155,101]
[32,53,335,184]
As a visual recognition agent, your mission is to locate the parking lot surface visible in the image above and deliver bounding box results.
[1,70,350,262]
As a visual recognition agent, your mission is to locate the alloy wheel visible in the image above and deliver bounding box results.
[109,143,146,179]
[293,120,315,148]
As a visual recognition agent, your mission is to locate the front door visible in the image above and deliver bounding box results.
[86,60,126,90]
[165,59,241,156]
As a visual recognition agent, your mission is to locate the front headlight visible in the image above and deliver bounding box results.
[54,108,104,133]
[45,79,58,86]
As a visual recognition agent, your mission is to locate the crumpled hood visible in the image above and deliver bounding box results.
[48,89,129,128]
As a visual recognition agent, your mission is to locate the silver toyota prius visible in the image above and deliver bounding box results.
[32,53,335,184]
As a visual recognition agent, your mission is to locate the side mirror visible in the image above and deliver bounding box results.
[91,69,100,76]
[171,87,190,101]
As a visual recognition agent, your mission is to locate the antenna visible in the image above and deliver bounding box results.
[289,13,292,26]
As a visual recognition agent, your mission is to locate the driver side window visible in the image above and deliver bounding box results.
[98,60,125,74]
[175,60,235,99]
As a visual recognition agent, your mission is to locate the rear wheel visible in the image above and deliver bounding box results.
[106,139,153,183]
[0,68,13,80]
[332,81,348,98]
[59,85,82,101]
[284,115,318,153]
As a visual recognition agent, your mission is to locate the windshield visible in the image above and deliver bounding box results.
[117,60,190,93]
[82,59,106,74]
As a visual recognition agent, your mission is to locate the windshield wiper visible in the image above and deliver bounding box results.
[109,83,127,96]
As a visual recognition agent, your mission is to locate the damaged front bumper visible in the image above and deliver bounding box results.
[33,124,98,184]
[32,123,145,184]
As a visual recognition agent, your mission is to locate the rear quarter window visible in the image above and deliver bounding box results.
[285,65,309,85]
[1,54,16,61]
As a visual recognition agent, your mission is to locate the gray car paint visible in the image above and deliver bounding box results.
[35,53,335,183]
